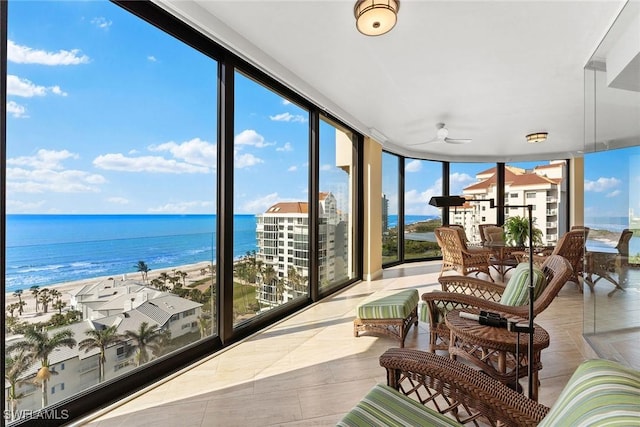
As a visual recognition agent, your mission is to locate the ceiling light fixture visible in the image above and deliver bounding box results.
[354,0,400,36]
[526,132,548,143]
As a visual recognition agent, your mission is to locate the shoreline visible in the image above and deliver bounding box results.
[5,261,215,322]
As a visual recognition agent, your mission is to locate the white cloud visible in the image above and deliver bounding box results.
[8,40,90,65]
[7,167,106,193]
[282,99,291,105]
[93,153,209,174]
[7,101,28,118]
[405,160,422,173]
[234,152,264,168]
[148,138,216,168]
[449,173,474,194]
[241,192,280,214]
[320,164,333,171]
[404,178,443,215]
[269,112,307,123]
[107,197,129,205]
[8,149,78,170]
[276,142,293,152]
[606,190,621,198]
[235,129,274,148]
[148,200,214,213]
[91,17,112,30]
[7,75,67,97]
[287,165,298,172]
[584,177,621,192]
[147,56,157,62]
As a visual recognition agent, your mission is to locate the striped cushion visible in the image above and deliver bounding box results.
[500,263,546,306]
[358,289,419,319]
[337,384,461,427]
[538,359,640,427]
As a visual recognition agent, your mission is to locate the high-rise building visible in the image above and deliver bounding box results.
[255,192,344,308]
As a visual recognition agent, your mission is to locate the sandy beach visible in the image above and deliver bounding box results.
[5,261,214,323]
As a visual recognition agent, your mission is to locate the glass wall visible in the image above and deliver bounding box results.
[381,152,400,264]
[233,71,310,324]
[403,158,442,260]
[4,1,217,417]
[318,117,357,292]
[583,1,640,368]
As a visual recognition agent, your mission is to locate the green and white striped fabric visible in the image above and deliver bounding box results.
[357,289,419,319]
[337,384,461,427]
[538,359,640,427]
[500,263,546,306]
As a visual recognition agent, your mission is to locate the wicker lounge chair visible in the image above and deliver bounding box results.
[422,254,572,352]
[435,226,493,282]
[336,349,640,426]
[584,228,633,295]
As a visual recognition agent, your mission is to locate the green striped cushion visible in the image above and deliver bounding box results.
[500,263,546,306]
[337,384,461,427]
[538,359,640,427]
[358,289,419,319]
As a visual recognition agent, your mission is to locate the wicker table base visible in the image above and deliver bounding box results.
[445,308,550,401]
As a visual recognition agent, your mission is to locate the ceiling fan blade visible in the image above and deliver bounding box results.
[444,137,471,144]
[408,137,440,145]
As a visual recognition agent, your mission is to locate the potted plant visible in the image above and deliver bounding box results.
[504,216,543,246]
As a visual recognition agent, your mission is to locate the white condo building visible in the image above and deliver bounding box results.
[452,161,567,245]
[255,192,347,308]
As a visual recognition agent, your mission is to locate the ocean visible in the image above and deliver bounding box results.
[4,214,258,293]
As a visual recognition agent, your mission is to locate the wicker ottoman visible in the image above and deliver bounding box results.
[354,289,419,347]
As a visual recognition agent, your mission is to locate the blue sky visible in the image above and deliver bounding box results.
[5,1,636,220]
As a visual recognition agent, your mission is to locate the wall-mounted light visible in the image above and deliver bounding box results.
[526,132,548,143]
[354,0,400,36]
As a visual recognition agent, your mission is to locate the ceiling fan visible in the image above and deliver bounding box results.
[419,123,472,145]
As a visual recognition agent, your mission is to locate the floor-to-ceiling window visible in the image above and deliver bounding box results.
[318,117,357,293]
[4,1,218,419]
[2,2,362,424]
[381,152,400,264]
[232,71,310,324]
[403,158,442,260]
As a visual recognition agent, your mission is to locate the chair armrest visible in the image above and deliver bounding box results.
[438,275,505,300]
[422,290,532,318]
[380,348,549,427]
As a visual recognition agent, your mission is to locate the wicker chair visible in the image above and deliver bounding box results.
[362,348,640,427]
[584,228,633,295]
[435,226,493,282]
[422,254,572,352]
[478,223,499,245]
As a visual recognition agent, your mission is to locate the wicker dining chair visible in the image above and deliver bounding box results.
[584,228,633,294]
[422,254,572,352]
[435,226,493,282]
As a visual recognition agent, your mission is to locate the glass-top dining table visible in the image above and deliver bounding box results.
[482,242,554,281]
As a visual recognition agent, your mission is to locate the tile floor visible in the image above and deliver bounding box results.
[77,261,638,427]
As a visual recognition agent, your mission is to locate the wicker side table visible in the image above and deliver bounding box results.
[445,308,550,401]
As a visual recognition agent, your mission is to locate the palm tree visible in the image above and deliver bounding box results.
[52,299,66,314]
[135,261,150,283]
[6,327,76,408]
[123,322,163,366]
[37,288,53,314]
[13,290,25,315]
[197,314,211,339]
[176,270,188,286]
[30,285,40,312]
[78,325,123,382]
[5,350,34,421]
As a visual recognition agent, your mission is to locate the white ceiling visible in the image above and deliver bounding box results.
[156,0,631,162]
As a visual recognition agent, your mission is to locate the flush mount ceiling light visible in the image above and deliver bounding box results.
[526,132,548,143]
[354,0,400,36]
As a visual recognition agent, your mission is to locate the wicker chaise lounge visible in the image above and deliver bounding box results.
[338,349,640,426]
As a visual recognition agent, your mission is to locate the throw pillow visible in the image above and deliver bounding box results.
[500,263,547,306]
